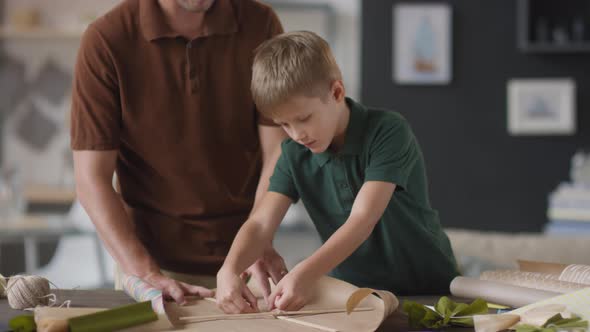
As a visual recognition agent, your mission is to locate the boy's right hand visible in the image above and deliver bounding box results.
[216,268,259,314]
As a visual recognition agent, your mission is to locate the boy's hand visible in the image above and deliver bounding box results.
[267,267,314,311]
[245,247,288,306]
[216,268,259,314]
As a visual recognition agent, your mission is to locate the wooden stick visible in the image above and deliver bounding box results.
[277,316,339,332]
[179,307,374,321]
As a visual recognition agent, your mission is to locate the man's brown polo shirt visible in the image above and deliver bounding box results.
[71,0,283,274]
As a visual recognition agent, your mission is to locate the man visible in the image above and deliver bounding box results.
[71,0,288,304]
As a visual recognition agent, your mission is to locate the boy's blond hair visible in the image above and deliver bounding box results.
[251,31,342,116]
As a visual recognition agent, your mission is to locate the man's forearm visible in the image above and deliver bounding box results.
[76,179,159,278]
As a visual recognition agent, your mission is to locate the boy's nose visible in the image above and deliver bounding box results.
[292,129,306,141]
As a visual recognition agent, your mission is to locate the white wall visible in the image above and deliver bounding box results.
[269,0,361,99]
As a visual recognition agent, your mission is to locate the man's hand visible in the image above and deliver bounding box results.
[143,271,214,305]
[267,266,314,312]
[244,247,288,306]
[216,268,259,314]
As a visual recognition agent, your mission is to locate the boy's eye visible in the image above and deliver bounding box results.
[300,114,312,122]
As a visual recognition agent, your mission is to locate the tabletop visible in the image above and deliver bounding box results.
[0,289,475,331]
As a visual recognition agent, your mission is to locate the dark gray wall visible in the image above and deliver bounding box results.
[361,0,590,232]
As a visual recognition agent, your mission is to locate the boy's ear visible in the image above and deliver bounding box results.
[330,80,346,103]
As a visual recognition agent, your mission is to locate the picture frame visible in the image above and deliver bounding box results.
[507,78,576,136]
[392,3,452,85]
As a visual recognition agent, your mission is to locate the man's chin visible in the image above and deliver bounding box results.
[176,0,215,12]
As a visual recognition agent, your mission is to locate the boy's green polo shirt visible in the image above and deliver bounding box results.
[268,97,459,295]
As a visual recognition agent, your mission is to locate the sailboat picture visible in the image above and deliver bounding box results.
[393,3,452,84]
[507,79,576,135]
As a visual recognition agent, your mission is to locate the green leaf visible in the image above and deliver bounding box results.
[9,315,36,332]
[455,298,488,316]
[403,300,440,329]
[403,297,488,329]
[514,325,554,332]
[514,314,588,332]
[449,316,475,327]
[543,314,588,329]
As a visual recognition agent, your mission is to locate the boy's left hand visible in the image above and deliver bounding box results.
[245,247,288,305]
[267,267,315,311]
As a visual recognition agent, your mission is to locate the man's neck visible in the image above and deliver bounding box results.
[158,0,206,39]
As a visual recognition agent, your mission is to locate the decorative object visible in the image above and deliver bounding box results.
[30,59,72,105]
[392,3,452,85]
[9,7,41,30]
[0,53,27,115]
[15,101,59,151]
[507,78,576,136]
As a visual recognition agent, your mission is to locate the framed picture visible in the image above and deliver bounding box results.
[392,3,452,85]
[507,78,576,136]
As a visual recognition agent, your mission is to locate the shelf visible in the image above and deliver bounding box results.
[520,42,590,54]
[0,26,83,39]
[24,184,76,205]
[517,0,590,54]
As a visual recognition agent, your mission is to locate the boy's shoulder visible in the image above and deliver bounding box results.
[364,105,409,129]
[361,105,413,144]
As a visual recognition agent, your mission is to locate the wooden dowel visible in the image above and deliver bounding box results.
[277,316,340,332]
[179,306,374,321]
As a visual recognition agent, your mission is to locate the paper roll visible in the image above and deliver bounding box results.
[518,260,569,275]
[560,264,590,285]
[450,277,559,308]
[480,270,585,293]
[517,261,590,285]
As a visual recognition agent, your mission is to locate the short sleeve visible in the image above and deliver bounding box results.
[364,120,419,189]
[256,6,284,126]
[70,24,121,150]
[268,142,300,202]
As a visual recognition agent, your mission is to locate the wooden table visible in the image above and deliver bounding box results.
[0,289,474,331]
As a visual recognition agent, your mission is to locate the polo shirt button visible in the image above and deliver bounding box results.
[340,183,348,189]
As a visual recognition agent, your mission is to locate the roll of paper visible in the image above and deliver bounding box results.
[121,274,164,314]
[450,277,559,308]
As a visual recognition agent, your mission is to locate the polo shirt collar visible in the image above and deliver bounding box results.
[313,97,368,167]
[140,0,238,42]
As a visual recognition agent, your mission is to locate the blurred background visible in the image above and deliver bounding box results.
[0,0,589,289]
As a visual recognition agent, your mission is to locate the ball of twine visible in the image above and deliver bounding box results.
[6,275,50,310]
[0,273,7,298]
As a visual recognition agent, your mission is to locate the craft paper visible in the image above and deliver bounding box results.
[36,276,398,332]
[511,288,590,322]
[165,276,398,332]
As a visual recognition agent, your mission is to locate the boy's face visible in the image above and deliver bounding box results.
[272,83,345,154]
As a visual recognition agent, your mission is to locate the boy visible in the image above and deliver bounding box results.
[216,31,459,314]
